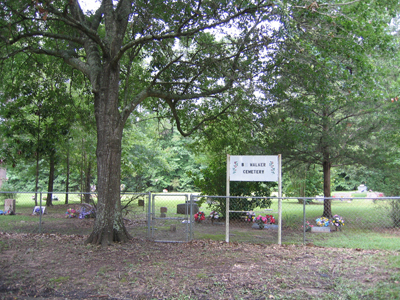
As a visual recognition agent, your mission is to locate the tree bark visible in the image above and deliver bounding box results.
[322,106,332,218]
[85,63,131,246]
[322,160,332,218]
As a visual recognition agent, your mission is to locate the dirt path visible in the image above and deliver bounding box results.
[0,232,398,299]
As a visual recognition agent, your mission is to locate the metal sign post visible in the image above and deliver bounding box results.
[278,154,282,245]
[226,154,230,243]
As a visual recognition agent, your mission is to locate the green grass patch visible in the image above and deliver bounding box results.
[332,274,400,300]
[308,231,400,250]
[49,276,70,283]
[351,192,367,198]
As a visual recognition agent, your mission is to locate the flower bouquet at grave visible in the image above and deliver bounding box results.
[331,215,344,231]
[209,211,219,223]
[245,211,255,222]
[302,221,313,232]
[254,214,276,229]
[65,208,77,218]
[194,211,205,222]
[266,215,276,224]
[78,204,96,219]
[254,215,265,229]
[315,217,330,227]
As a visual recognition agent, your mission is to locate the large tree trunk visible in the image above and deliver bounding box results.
[85,64,131,246]
[322,160,332,218]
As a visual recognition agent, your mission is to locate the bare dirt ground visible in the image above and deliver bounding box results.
[1,230,399,300]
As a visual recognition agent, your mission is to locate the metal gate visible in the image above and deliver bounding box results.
[147,193,194,242]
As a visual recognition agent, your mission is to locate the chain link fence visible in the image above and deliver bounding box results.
[0,191,150,240]
[190,195,280,244]
[189,195,400,248]
[148,193,194,242]
[2,191,400,248]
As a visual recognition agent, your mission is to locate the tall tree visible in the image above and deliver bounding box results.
[0,0,280,245]
[122,114,203,192]
[261,1,398,217]
[0,54,75,205]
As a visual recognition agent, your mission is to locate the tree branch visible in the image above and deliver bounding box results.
[116,2,272,60]
[28,47,90,76]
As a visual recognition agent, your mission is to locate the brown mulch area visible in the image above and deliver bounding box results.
[0,231,399,300]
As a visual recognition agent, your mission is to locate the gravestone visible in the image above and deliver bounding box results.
[32,206,46,215]
[4,199,15,213]
[311,227,330,233]
[251,223,278,230]
[160,207,167,217]
[176,203,199,214]
[357,184,367,192]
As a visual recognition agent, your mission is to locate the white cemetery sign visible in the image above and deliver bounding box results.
[229,155,279,182]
